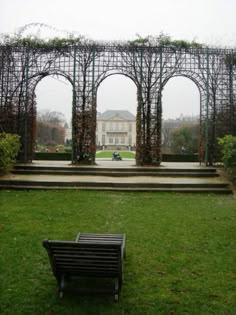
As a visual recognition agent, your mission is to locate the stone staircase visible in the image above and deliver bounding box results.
[12,164,219,177]
[0,162,232,193]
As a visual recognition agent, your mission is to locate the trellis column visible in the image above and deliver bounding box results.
[23,46,30,162]
[204,48,209,165]
[74,45,97,164]
[229,50,234,134]
[90,45,96,164]
[72,45,77,162]
[136,47,143,165]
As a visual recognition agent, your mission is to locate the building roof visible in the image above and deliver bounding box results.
[98,110,135,121]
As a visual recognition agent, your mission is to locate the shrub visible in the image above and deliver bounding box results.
[170,124,199,154]
[0,133,21,174]
[218,135,236,174]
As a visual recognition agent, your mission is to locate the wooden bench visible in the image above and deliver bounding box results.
[75,233,126,259]
[42,240,123,301]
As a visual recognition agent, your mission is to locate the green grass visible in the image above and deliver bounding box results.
[0,190,236,314]
[96,150,135,159]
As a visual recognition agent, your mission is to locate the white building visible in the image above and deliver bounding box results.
[96,110,136,150]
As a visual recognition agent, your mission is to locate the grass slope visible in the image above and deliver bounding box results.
[0,190,235,314]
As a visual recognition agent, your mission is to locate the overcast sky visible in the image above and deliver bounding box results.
[1,0,236,122]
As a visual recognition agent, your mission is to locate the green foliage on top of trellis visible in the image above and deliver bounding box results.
[128,33,204,49]
[1,26,235,69]
[0,22,235,56]
[0,34,85,48]
[0,26,204,49]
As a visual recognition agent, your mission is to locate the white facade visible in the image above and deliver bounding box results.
[96,110,136,148]
[65,127,72,142]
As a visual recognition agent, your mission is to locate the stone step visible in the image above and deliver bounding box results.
[0,184,231,194]
[0,178,229,187]
[13,164,218,178]
[14,165,217,173]
[2,163,230,194]
[12,169,219,177]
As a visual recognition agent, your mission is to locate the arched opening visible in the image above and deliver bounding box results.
[161,76,201,157]
[34,75,73,158]
[96,74,137,160]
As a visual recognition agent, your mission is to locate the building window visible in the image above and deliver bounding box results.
[109,137,113,144]
[115,122,119,131]
[121,137,125,144]
[102,123,106,131]
[129,123,132,132]
[115,137,119,144]
[102,135,105,144]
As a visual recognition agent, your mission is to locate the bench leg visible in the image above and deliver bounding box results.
[122,247,126,260]
[114,278,119,302]
[59,274,65,298]
[75,232,80,242]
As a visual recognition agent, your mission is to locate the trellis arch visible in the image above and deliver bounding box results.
[31,71,74,88]
[96,71,138,91]
[0,42,235,165]
[161,71,206,157]
[8,70,75,161]
[162,71,205,93]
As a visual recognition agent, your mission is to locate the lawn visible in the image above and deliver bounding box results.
[0,190,235,315]
[96,150,135,159]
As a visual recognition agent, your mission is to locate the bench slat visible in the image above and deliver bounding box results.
[75,233,126,259]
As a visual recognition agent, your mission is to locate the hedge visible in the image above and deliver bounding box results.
[34,152,71,161]
[218,135,236,174]
[0,133,21,174]
[33,152,199,163]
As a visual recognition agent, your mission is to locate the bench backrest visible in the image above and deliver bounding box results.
[43,240,122,279]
